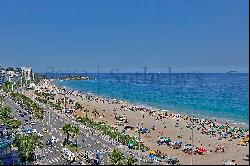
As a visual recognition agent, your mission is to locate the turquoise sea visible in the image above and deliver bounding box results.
[54,73,249,128]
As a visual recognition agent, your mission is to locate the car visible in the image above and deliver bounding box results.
[37,155,45,160]
[46,140,53,147]
[26,128,33,134]
[23,112,28,115]
[37,132,43,138]
[20,114,24,117]
[79,161,86,165]
[16,131,23,135]
[30,121,36,125]
[32,129,37,133]
[25,121,30,125]
[42,128,48,133]
[51,136,58,143]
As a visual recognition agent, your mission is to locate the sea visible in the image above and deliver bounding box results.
[46,72,249,128]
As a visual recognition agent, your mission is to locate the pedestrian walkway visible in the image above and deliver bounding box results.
[45,156,61,164]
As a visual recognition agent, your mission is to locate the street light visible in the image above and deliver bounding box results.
[137,123,141,165]
[191,116,195,165]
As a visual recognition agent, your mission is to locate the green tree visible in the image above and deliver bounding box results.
[62,123,72,143]
[126,156,137,165]
[110,148,125,165]
[15,134,43,165]
[71,126,80,147]
[0,106,11,119]
[2,81,13,92]
[0,95,3,105]
[74,102,82,110]
[6,119,22,128]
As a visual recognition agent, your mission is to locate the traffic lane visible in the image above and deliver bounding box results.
[49,111,114,148]
[48,112,115,164]
[4,97,31,123]
[7,97,111,153]
[4,98,68,164]
[47,111,113,163]
[35,117,64,160]
[6,98,64,164]
[49,112,112,153]
[6,97,145,164]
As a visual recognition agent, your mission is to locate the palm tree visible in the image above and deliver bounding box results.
[2,81,13,92]
[5,119,22,128]
[0,106,11,119]
[110,148,125,165]
[71,126,80,147]
[126,156,137,165]
[74,102,82,110]
[62,123,72,143]
[0,95,3,105]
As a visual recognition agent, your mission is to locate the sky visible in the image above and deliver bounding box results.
[0,0,249,73]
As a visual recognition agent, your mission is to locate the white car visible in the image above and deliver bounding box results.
[32,129,37,134]
[51,136,58,143]
[30,121,36,125]
[37,132,43,138]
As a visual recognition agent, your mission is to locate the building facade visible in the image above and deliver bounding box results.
[21,67,32,81]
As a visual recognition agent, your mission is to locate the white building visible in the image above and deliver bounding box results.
[6,70,15,82]
[0,68,5,84]
[21,67,32,81]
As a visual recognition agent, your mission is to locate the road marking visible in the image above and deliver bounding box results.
[54,157,58,162]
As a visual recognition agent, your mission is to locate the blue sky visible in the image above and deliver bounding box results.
[0,0,249,73]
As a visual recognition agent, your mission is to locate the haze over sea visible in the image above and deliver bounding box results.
[53,72,249,128]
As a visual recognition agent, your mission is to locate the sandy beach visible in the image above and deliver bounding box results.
[24,79,249,165]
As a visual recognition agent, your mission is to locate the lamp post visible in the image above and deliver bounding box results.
[137,123,141,165]
[46,97,51,126]
[191,116,194,165]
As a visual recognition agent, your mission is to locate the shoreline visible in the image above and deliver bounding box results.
[29,78,249,165]
[54,79,249,130]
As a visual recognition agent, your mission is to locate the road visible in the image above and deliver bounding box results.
[3,94,146,165]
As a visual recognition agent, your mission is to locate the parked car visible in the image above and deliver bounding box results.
[43,128,48,133]
[46,140,53,147]
[32,129,37,134]
[30,121,36,125]
[51,136,58,143]
[26,128,33,134]
[37,132,43,138]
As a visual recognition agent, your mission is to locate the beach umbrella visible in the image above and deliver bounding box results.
[166,138,172,143]
[149,155,155,159]
[219,125,225,129]
[175,141,182,145]
[140,128,148,134]
[150,150,156,155]
[244,137,249,142]
[158,136,166,141]
[128,141,134,147]
[208,128,216,133]
[184,145,193,150]
[227,128,233,133]
[197,147,207,153]
[221,132,228,138]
